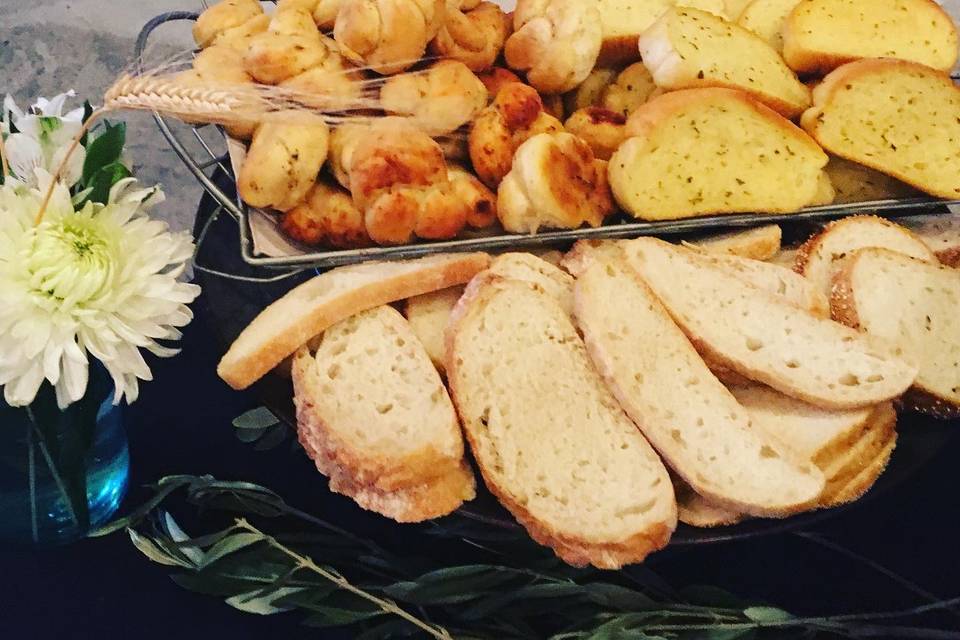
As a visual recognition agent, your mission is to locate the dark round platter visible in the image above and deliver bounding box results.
[193,173,956,547]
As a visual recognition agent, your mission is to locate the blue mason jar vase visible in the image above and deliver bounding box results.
[0,363,129,546]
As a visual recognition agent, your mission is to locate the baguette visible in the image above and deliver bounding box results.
[831,248,960,419]
[821,436,896,508]
[404,286,466,373]
[689,224,782,261]
[447,275,677,569]
[675,480,744,527]
[638,8,810,118]
[819,404,896,493]
[794,215,938,303]
[800,59,960,200]
[609,88,827,221]
[623,238,918,409]
[736,0,799,54]
[218,253,490,389]
[574,257,825,516]
[487,252,575,314]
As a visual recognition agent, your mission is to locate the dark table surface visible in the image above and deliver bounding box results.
[2,207,959,638]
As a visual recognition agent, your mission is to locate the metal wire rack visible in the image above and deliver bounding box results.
[139,10,960,278]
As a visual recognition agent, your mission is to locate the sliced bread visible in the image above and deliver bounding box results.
[897,213,960,268]
[800,59,960,200]
[574,257,825,516]
[689,224,782,261]
[675,480,745,527]
[736,0,799,54]
[638,8,810,118]
[795,215,938,304]
[782,0,959,74]
[819,404,897,491]
[609,88,828,221]
[403,286,465,374]
[624,238,918,409]
[292,306,468,491]
[832,248,960,418]
[486,253,575,315]
[824,156,920,204]
[730,385,879,466]
[218,252,490,389]
[446,276,677,569]
[822,435,896,508]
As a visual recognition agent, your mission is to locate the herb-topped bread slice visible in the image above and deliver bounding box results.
[609,88,827,221]
[801,59,960,200]
[447,275,677,569]
[623,238,918,409]
[832,248,960,419]
[574,257,825,516]
[736,0,800,54]
[782,0,959,74]
[638,7,810,118]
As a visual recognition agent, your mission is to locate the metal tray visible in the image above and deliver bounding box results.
[140,10,960,274]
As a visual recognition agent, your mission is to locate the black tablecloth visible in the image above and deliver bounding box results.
[2,235,958,639]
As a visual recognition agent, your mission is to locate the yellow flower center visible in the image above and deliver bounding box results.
[27,215,116,305]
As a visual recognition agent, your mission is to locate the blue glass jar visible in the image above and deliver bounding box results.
[0,364,129,546]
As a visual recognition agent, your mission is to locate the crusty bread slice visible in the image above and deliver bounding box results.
[730,385,879,466]
[801,59,960,200]
[638,8,810,118]
[782,0,959,74]
[675,480,744,527]
[689,224,782,261]
[403,286,465,374]
[624,238,918,409]
[770,248,799,269]
[821,435,896,508]
[897,213,960,268]
[824,156,920,205]
[724,0,754,18]
[609,88,827,221]
[832,248,960,419]
[574,257,825,516]
[487,253,575,315]
[218,252,490,389]
[447,276,677,569]
[736,0,799,54]
[292,307,468,492]
[795,215,938,304]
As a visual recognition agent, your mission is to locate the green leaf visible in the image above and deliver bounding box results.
[743,606,792,623]
[302,605,386,628]
[384,565,522,605]
[582,583,656,611]
[254,424,289,451]
[679,630,754,640]
[84,161,131,205]
[81,122,125,186]
[200,532,265,568]
[225,586,305,615]
[233,407,280,430]
[680,585,747,609]
[354,619,418,640]
[128,529,192,567]
[187,480,289,517]
[90,476,196,536]
[235,426,268,443]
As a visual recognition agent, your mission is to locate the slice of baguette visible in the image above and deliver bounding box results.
[729,385,879,466]
[638,8,810,118]
[574,257,825,516]
[897,213,960,268]
[736,0,799,54]
[824,156,920,205]
[782,0,959,74]
[689,224,782,261]
[404,286,465,374]
[609,88,828,221]
[821,436,896,508]
[819,404,896,491]
[218,252,490,389]
[795,215,938,304]
[675,480,745,528]
[624,238,918,409]
[487,253,575,315]
[292,306,468,492]
[447,276,677,569]
[832,248,960,419]
[800,59,960,200]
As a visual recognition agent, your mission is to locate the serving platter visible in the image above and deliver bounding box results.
[191,170,957,546]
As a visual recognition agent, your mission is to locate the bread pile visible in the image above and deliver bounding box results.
[217,213,960,568]
[190,0,960,248]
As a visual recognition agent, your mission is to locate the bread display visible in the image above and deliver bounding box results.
[832,248,960,419]
[243,8,331,84]
[782,0,959,74]
[505,0,603,94]
[563,107,627,160]
[279,43,365,111]
[497,131,615,233]
[447,275,677,569]
[609,89,827,221]
[624,238,918,409]
[736,0,799,54]
[824,156,920,205]
[237,113,330,212]
[801,59,960,200]
[193,0,264,48]
[334,0,445,74]
[447,165,498,229]
[638,8,810,119]
[403,286,465,373]
[795,216,938,303]
[468,82,564,188]
[564,67,620,114]
[379,60,488,134]
[600,62,658,117]
[430,1,511,72]
[688,224,781,260]
[281,178,372,248]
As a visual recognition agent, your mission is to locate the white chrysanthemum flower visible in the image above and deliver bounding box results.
[2,91,87,188]
[0,170,200,408]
